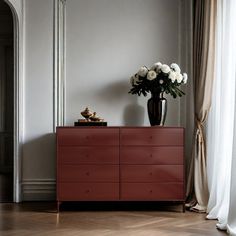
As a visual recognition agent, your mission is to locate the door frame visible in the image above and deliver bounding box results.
[3,0,22,203]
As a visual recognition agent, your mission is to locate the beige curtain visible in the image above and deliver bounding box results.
[186,0,217,212]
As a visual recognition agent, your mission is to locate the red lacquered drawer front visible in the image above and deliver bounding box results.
[120,128,184,146]
[121,183,184,200]
[58,165,119,182]
[57,128,119,146]
[58,183,119,200]
[56,126,185,204]
[121,165,183,182]
[58,146,119,164]
[120,146,183,164]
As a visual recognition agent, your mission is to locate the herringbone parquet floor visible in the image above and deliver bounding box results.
[0,202,227,236]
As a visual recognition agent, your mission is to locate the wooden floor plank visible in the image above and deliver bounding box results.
[0,202,227,236]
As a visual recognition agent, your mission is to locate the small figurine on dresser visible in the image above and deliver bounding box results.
[74,107,107,126]
[80,107,93,121]
[90,112,105,122]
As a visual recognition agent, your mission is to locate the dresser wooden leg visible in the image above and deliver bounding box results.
[182,202,185,213]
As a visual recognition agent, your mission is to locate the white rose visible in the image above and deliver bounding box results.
[183,73,188,84]
[170,63,181,73]
[159,79,164,84]
[137,66,148,77]
[155,62,162,66]
[161,64,171,74]
[176,73,183,83]
[168,71,176,83]
[147,70,157,80]
[151,62,162,70]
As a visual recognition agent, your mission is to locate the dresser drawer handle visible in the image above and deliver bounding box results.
[149,172,153,176]
[149,136,153,139]
[149,190,153,194]
[86,172,90,176]
[149,154,153,157]
[85,189,90,193]
[85,154,89,158]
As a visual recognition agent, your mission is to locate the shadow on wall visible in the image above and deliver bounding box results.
[22,133,56,181]
[95,80,145,126]
[123,96,145,126]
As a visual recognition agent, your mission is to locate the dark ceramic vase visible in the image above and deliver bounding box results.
[147,92,167,126]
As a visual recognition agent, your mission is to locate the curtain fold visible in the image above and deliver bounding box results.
[186,0,217,212]
[227,142,236,235]
[206,0,236,234]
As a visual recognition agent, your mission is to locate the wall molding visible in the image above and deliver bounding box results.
[4,0,23,203]
[22,179,56,201]
[53,0,66,132]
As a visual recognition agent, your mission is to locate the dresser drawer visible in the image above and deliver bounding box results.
[121,165,183,182]
[121,183,184,200]
[58,146,119,164]
[57,128,119,146]
[58,165,119,182]
[120,128,184,146]
[58,183,119,201]
[120,146,183,164]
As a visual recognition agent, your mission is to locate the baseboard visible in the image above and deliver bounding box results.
[21,179,56,201]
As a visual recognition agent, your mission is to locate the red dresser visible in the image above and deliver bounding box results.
[57,127,185,211]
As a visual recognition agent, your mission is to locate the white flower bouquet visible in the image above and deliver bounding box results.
[129,62,188,98]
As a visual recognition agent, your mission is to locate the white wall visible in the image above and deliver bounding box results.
[7,0,191,201]
[22,0,55,200]
[65,0,183,127]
